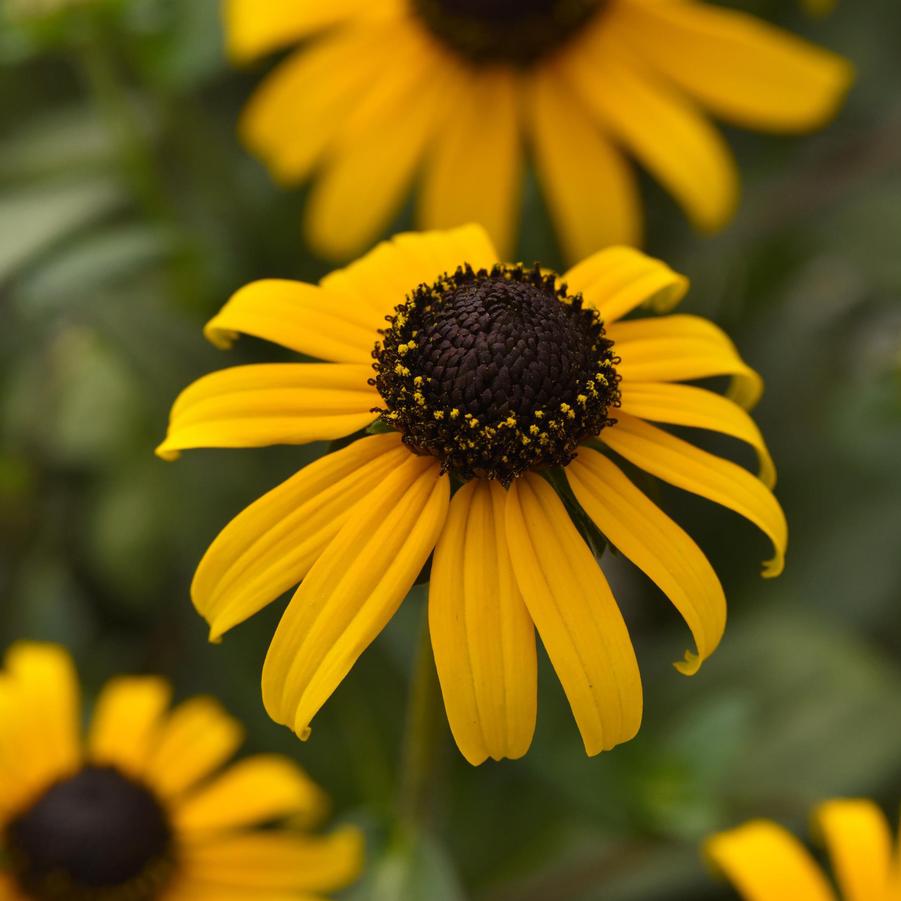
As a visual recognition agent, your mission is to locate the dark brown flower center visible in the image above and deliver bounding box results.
[5,766,175,901]
[411,0,607,66]
[372,263,619,485]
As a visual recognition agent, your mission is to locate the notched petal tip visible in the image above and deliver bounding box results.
[674,649,702,677]
[763,553,786,579]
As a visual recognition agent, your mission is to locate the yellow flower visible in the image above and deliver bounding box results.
[705,799,900,900]
[158,224,787,765]
[0,643,363,900]
[225,0,852,262]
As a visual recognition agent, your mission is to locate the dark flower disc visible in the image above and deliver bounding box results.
[411,0,607,66]
[6,765,175,901]
[372,262,620,485]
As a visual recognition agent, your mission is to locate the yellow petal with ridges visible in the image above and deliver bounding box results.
[567,449,725,675]
[204,280,378,363]
[176,755,328,834]
[704,820,837,901]
[88,676,171,777]
[563,246,688,324]
[609,314,763,409]
[615,0,853,132]
[505,474,642,755]
[193,434,409,642]
[602,412,787,577]
[430,480,537,765]
[144,697,243,799]
[263,456,449,738]
[619,381,776,488]
[814,800,894,901]
[419,66,522,260]
[155,364,377,461]
[525,64,641,263]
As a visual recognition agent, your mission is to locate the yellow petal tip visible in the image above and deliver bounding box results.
[674,650,702,676]
[155,442,179,462]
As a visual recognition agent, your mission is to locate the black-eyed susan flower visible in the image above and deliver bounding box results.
[225,0,852,262]
[705,799,900,900]
[158,225,787,765]
[0,643,363,900]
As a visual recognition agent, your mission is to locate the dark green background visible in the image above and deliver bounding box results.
[1,1,900,897]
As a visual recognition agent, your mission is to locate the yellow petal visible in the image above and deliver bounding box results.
[143,697,243,799]
[419,66,522,260]
[704,820,837,901]
[181,828,364,893]
[223,0,398,62]
[567,449,725,676]
[615,0,853,132]
[602,412,787,577]
[563,246,688,324]
[262,455,449,738]
[3,644,80,793]
[525,64,641,263]
[562,34,738,232]
[175,755,328,834]
[429,480,537,766]
[240,25,404,185]
[814,800,894,901]
[304,49,448,261]
[609,314,763,409]
[87,677,171,777]
[504,473,642,755]
[320,225,498,314]
[155,364,377,461]
[193,434,410,641]
[0,874,20,900]
[619,381,776,488]
[204,279,378,363]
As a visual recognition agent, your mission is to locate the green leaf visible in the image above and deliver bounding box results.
[0,177,122,283]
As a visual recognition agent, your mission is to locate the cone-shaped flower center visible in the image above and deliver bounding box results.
[412,0,606,65]
[6,766,175,901]
[373,263,620,485]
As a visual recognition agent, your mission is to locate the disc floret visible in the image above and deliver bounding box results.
[372,262,620,485]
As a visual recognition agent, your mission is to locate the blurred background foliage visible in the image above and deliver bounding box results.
[1,0,900,898]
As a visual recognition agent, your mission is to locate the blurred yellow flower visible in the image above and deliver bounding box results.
[706,799,900,900]
[158,225,787,765]
[224,0,852,262]
[0,643,363,900]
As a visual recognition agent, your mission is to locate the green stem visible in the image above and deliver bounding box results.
[395,604,446,834]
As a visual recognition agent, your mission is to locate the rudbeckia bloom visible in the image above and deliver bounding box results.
[158,225,787,765]
[705,799,900,900]
[0,643,363,900]
[226,0,851,262]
